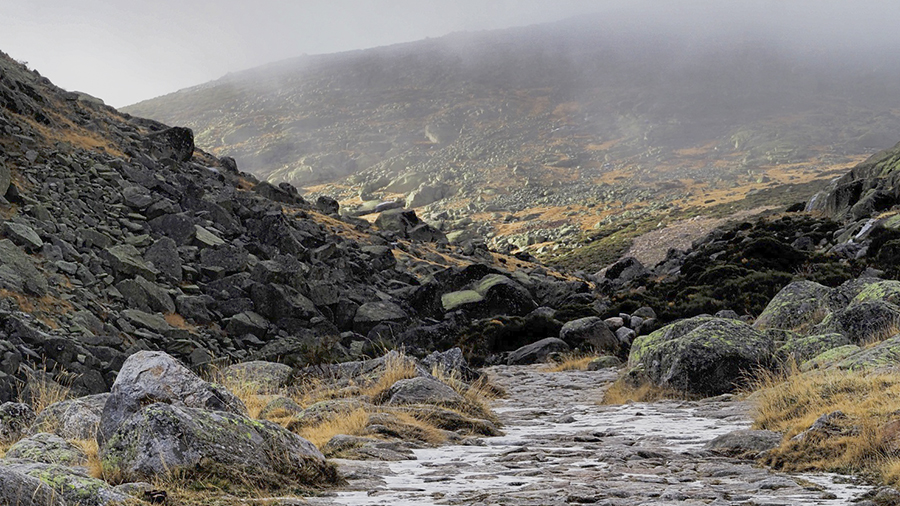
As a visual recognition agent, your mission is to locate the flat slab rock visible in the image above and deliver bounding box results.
[304,366,872,506]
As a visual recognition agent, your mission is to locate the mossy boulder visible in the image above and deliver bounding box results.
[850,280,900,306]
[0,461,126,506]
[776,333,851,363]
[441,290,484,312]
[0,465,65,506]
[100,402,339,488]
[834,335,900,371]
[816,300,900,344]
[627,317,775,396]
[801,344,862,371]
[99,351,247,444]
[754,280,832,332]
[5,433,86,466]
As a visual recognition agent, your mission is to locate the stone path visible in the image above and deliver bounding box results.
[310,366,871,505]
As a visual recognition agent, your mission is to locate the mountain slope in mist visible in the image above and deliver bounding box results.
[124,15,900,271]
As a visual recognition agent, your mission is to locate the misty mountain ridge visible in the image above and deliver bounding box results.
[125,14,900,271]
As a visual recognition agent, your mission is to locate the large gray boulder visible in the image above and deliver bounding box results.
[754,280,832,332]
[559,317,620,354]
[31,393,109,440]
[0,461,127,506]
[385,376,464,406]
[100,402,338,487]
[705,429,782,457]
[0,465,66,506]
[627,317,775,396]
[0,239,48,295]
[99,351,247,444]
[818,300,900,344]
[507,337,570,365]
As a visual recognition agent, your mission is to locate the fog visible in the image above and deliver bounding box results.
[2,1,900,107]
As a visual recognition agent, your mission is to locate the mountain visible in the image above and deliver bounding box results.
[124,15,900,271]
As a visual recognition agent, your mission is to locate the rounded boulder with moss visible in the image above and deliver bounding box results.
[626,317,775,396]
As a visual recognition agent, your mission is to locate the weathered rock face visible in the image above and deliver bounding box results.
[0,461,127,506]
[507,337,570,365]
[0,465,67,506]
[385,376,464,406]
[559,317,619,355]
[31,394,109,440]
[754,280,832,332]
[627,317,775,396]
[99,351,247,443]
[100,402,338,486]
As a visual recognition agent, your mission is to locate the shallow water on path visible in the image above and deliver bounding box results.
[314,366,871,506]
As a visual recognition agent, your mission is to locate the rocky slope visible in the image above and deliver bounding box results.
[124,15,900,270]
[0,50,611,405]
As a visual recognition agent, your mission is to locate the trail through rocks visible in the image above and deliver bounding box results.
[312,366,871,505]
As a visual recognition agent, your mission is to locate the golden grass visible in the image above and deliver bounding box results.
[23,371,73,415]
[601,379,688,405]
[751,362,900,485]
[298,407,370,448]
[430,364,500,422]
[71,439,103,479]
[544,352,599,372]
[359,352,419,400]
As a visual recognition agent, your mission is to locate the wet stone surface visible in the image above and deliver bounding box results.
[309,366,871,506]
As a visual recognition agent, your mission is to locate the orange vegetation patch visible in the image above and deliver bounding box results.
[674,141,719,157]
[0,289,74,329]
[164,313,197,332]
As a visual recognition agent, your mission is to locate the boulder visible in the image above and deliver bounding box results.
[559,317,619,354]
[116,275,175,314]
[3,222,43,251]
[102,244,158,281]
[0,402,35,443]
[31,393,109,440]
[0,461,127,506]
[754,280,832,332]
[148,213,196,246]
[834,335,900,371]
[385,376,464,406]
[777,333,851,364]
[143,237,182,282]
[145,126,194,161]
[100,402,337,486]
[315,195,340,215]
[819,300,900,344]
[0,465,66,506]
[223,361,294,394]
[99,351,247,444]
[627,317,775,396]
[0,160,9,197]
[5,432,87,465]
[705,429,782,457]
[507,337,570,365]
[354,301,408,334]
[422,347,479,381]
[0,239,48,296]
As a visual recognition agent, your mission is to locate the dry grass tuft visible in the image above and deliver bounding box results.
[751,362,900,485]
[71,439,103,479]
[601,379,688,405]
[544,352,599,372]
[360,352,419,401]
[430,365,500,422]
[298,407,370,449]
[23,371,73,415]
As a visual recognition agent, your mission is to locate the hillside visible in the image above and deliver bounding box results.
[125,15,900,271]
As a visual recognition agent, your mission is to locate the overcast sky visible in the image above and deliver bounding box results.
[0,0,608,107]
[3,1,900,108]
